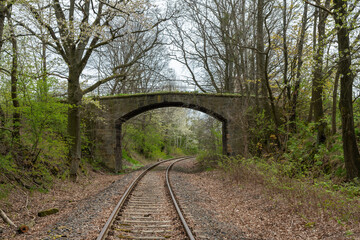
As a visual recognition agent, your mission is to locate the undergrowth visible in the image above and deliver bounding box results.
[197,114,360,227]
[122,149,144,170]
[196,151,360,228]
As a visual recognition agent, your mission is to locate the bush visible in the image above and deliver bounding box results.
[196,151,222,170]
[0,75,70,194]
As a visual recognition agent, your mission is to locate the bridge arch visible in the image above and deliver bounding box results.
[114,102,228,170]
[92,93,250,171]
[117,102,227,123]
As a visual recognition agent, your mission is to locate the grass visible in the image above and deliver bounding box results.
[122,150,143,170]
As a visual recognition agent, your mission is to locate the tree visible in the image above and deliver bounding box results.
[331,68,339,135]
[290,2,308,131]
[8,11,20,142]
[310,0,330,144]
[170,0,257,94]
[333,0,360,179]
[305,0,360,179]
[0,0,13,135]
[19,0,167,179]
[0,0,12,55]
[92,28,170,95]
[256,0,267,100]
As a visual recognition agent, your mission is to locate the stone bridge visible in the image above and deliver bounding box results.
[90,92,253,171]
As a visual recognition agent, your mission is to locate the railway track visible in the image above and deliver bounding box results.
[97,157,196,240]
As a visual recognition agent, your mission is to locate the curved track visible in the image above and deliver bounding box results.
[97,157,195,240]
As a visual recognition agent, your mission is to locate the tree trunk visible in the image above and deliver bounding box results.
[290,2,308,131]
[331,69,339,135]
[0,104,4,127]
[0,1,12,59]
[40,39,48,98]
[256,0,270,115]
[0,3,6,56]
[264,53,281,127]
[333,0,360,180]
[68,68,83,181]
[0,105,5,142]
[256,0,266,98]
[9,16,20,142]
[282,0,290,104]
[1,4,10,142]
[307,6,318,124]
[307,94,314,123]
[310,0,330,144]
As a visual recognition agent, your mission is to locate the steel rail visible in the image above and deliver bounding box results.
[166,158,196,240]
[96,156,190,240]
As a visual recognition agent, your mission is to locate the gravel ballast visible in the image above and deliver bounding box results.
[170,159,251,240]
[43,171,139,240]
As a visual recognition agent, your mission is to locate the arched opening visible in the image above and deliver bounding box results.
[114,102,228,171]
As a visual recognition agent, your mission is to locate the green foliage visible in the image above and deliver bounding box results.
[0,154,16,199]
[0,154,17,175]
[282,120,345,179]
[21,99,68,147]
[170,147,185,156]
[125,123,168,160]
[122,108,203,161]
[122,149,143,168]
[20,78,69,185]
[196,151,222,169]
[0,71,70,195]
[211,127,223,154]
[248,110,278,155]
[314,179,360,199]
[83,156,104,172]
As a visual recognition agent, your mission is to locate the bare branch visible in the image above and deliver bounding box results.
[24,4,69,63]
[0,209,17,229]
[302,0,333,15]
[83,73,126,95]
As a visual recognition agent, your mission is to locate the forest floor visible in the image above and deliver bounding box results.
[0,158,359,239]
[172,159,360,239]
[0,169,138,240]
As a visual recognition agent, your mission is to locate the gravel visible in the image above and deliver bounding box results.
[38,159,251,240]
[170,158,255,240]
[40,171,139,240]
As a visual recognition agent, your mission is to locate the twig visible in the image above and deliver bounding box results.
[0,209,17,228]
[24,195,31,217]
[353,94,360,103]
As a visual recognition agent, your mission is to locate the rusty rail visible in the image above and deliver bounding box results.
[166,158,196,240]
